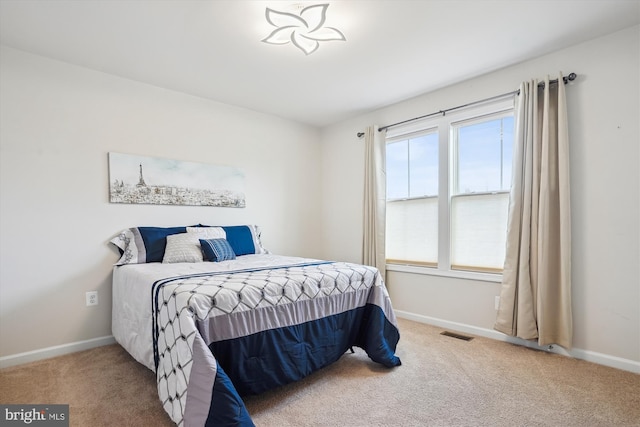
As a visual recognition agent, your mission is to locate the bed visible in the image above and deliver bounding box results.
[110,225,401,427]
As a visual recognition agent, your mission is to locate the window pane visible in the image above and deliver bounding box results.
[386,198,438,264]
[450,193,509,270]
[457,117,513,194]
[409,133,438,197]
[386,140,408,199]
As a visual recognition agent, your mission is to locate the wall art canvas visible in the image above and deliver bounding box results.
[108,152,245,207]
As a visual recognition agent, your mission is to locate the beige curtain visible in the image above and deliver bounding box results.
[494,73,573,349]
[362,125,387,276]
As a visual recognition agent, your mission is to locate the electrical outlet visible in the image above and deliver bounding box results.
[86,291,98,306]
[494,296,500,310]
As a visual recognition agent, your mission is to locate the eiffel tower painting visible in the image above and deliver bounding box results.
[108,152,246,207]
[136,164,147,187]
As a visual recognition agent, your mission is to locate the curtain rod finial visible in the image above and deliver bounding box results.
[563,72,577,84]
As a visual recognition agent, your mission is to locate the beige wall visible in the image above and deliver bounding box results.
[0,46,322,358]
[320,26,640,368]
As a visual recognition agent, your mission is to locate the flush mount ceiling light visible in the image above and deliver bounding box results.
[261,3,346,55]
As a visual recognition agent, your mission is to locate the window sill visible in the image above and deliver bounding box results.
[386,263,502,283]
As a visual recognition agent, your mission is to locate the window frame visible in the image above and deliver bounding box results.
[385,96,515,283]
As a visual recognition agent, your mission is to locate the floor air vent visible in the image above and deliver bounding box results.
[440,331,474,341]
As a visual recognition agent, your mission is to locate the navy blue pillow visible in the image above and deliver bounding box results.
[138,226,187,263]
[221,226,256,256]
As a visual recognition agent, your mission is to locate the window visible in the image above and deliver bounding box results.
[386,131,438,266]
[385,97,514,278]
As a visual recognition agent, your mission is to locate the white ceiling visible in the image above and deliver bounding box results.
[1,0,638,128]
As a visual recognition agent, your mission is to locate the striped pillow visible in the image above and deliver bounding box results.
[200,238,236,262]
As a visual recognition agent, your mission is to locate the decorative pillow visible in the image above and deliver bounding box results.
[162,233,204,263]
[200,238,237,262]
[110,226,188,265]
[198,225,268,256]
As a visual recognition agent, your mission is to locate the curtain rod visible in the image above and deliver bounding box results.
[356,72,576,137]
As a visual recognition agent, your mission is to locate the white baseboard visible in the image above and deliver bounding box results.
[0,335,116,369]
[2,316,638,375]
[395,310,640,374]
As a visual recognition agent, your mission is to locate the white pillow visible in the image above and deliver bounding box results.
[186,226,226,239]
[162,233,204,263]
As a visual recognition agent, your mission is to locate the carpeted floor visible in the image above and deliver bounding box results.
[1,318,639,426]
